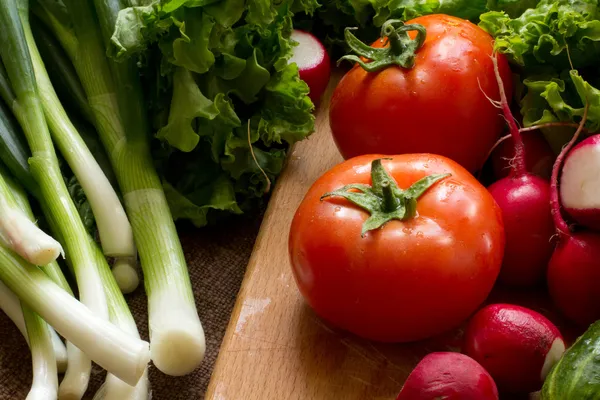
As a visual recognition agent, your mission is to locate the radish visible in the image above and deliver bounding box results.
[548,231,600,326]
[559,134,600,230]
[289,29,331,104]
[463,304,565,394]
[485,54,555,287]
[491,131,555,181]
[396,352,499,400]
[547,103,600,327]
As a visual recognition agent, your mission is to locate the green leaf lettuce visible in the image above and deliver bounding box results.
[111,0,316,226]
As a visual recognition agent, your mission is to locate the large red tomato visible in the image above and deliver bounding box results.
[288,154,505,342]
[329,15,513,173]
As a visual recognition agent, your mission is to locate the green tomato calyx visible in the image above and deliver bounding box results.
[321,159,450,237]
[339,19,427,72]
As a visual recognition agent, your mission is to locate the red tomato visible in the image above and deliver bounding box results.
[329,15,513,173]
[288,154,505,342]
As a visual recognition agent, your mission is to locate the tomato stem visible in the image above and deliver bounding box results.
[321,159,450,236]
[381,180,399,213]
[339,19,427,73]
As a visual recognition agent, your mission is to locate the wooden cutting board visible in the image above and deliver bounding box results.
[205,72,573,400]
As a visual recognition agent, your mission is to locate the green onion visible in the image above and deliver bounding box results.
[0,243,150,386]
[93,241,149,400]
[0,0,109,326]
[0,164,92,398]
[0,86,95,398]
[22,303,58,400]
[30,20,94,125]
[1,164,149,388]
[2,163,146,393]
[23,18,139,292]
[0,164,73,299]
[0,278,67,373]
[19,2,137,260]
[0,97,37,196]
[38,0,206,375]
[0,170,62,266]
[111,257,140,295]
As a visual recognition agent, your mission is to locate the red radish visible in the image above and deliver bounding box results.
[548,231,600,325]
[464,304,565,394]
[559,134,600,230]
[547,103,600,326]
[396,352,499,400]
[486,55,555,287]
[289,30,331,104]
[491,131,555,180]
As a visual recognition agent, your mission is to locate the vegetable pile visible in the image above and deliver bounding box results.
[287,0,600,399]
[2,0,600,398]
[0,0,318,398]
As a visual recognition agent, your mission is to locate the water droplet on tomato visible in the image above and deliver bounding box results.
[334,206,342,212]
[416,231,424,238]
[402,227,413,234]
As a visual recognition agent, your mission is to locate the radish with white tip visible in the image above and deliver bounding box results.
[560,134,600,230]
[396,352,499,400]
[547,100,600,326]
[464,304,565,394]
[289,30,331,104]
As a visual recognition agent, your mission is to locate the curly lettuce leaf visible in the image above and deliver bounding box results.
[156,67,220,152]
[127,1,316,226]
[479,0,600,69]
[520,69,600,152]
[161,8,217,74]
[163,175,242,228]
[246,0,277,27]
[159,58,313,225]
[201,50,271,104]
[258,63,314,145]
[486,0,541,18]
[110,0,317,59]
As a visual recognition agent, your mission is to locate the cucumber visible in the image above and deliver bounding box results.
[542,320,600,399]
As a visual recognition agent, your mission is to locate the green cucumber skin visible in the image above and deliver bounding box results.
[542,320,600,400]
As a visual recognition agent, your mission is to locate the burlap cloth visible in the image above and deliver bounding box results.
[0,210,265,399]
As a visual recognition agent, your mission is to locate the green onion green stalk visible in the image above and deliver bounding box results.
[0,170,62,266]
[36,0,206,375]
[18,0,137,262]
[1,169,149,389]
[0,241,150,386]
[93,242,149,400]
[0,165,63,399]
[2,165,94,399]
[0,278,67,374]
[0,0,109,330]
[22,302,58,400]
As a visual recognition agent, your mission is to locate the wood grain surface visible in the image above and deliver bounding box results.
[205,73,576,400]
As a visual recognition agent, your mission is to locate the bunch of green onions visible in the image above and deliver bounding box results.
[0,0,206,398]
